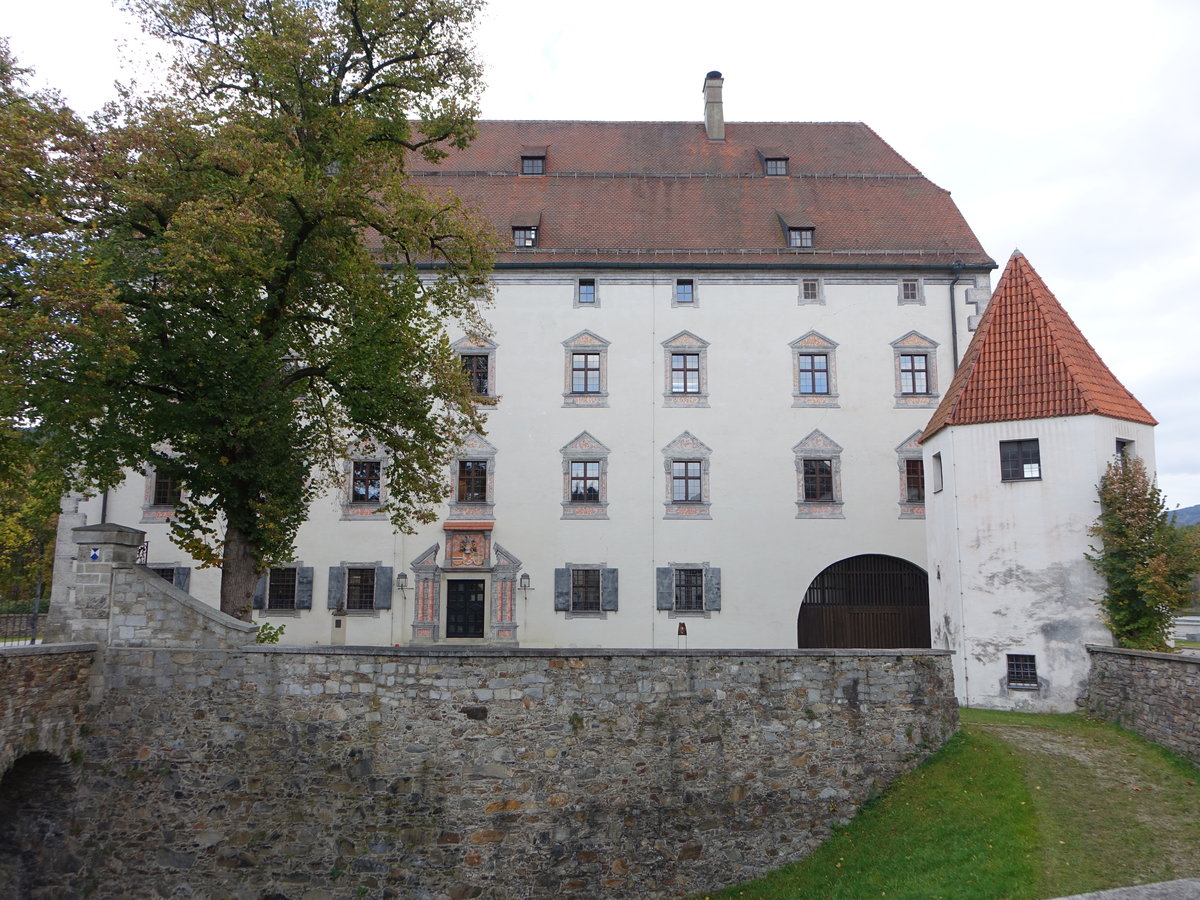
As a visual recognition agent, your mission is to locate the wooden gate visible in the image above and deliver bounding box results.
[797,554,931,649]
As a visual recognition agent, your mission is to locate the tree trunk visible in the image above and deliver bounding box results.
[220,523,259,621]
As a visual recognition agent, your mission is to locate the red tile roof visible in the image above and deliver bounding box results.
[394,121,995,269]
[921,252,1156,440]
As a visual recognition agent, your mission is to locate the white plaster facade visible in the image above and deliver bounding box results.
[79,268,991,649]
[923,414,1155,711]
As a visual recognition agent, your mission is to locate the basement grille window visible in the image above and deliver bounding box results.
[1006,654,1039,690]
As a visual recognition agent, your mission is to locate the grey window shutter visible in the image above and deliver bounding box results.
[374,566,393,609]
[656,567,674,610]
[296,567,314,610]
[601,568,619,611]
[553,568,570,611]
[327,566,345,609]
[704,567,722,611]
[173,567,191,592]
[252,574,267,610]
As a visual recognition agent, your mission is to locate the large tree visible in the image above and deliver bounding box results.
[6,1,496,617]
[1087,456,1200,650]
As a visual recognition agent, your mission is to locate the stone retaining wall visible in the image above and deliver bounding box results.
[0,643,96,777]
[60,645,957,899]
[1083,645,1200,765]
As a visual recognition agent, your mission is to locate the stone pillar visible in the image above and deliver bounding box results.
[42,523,146,644]
[47,493,87,619]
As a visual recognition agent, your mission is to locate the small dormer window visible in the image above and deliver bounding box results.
[521,156,545,175]
[513,226,538,248]
[765,157,788,176]
[788,228,814,249]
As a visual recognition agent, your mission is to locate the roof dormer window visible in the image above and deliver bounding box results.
[788,228,814,249]
[765,157,788,176]
[513,226,538,248]
[521,155,545,175]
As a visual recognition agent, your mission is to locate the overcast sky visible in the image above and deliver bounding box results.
[6,0,1199,507]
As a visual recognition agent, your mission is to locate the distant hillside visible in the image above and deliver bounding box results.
[1171,504,1200,527]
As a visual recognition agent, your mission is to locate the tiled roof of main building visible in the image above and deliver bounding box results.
[398,120,995,268]
[921,252,1156,440]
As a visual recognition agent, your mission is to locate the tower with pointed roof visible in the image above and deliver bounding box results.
[921,252,1156,711]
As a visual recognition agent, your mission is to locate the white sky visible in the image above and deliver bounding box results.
[6,0,1199,507]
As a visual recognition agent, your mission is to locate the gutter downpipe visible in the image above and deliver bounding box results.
[948,259,964,368]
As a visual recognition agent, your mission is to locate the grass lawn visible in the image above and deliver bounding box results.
[703,709,1200,900]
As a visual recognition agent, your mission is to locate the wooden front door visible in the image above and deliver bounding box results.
[446,579,485,639]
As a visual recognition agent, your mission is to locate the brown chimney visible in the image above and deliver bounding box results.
[703,71,724,141]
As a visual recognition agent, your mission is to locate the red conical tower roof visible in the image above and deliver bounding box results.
[922,252,1155,441]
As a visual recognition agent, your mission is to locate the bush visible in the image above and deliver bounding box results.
[1087,457,1200,650]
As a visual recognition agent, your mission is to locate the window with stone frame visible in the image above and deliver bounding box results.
[793,430,844,518]
[457,460,487,502]
[148,565,191,592]
[452,336,498,402]
[655,563,722,615]
[562,330,609,407]
[662,432,712,519]
[799,277,824,304]
[790,332,839,407]
[891,332,940,408]
[448,434,497,520]
[661,331,710,407]
[461,354,489,396]
[560,431,611,519]
[325,563,393,614]
[252,565,314,613]
[673,278,696,306]
[152,470,182,507]
[576,278,597,307]
[899,277,924,304]
[350,460,381,504]
[553,564,619,616]
[895,432,926,518]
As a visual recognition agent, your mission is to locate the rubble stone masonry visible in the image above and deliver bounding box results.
[1083,645,1200,766]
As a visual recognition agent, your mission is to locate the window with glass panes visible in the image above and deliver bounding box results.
[797,354,829,394]
[803,458,834,501]
[1000,439,1041,481]
[671,353,701,393]
[153,471,182,506]
[672,460,702,502]
[267,567,297,609]
[571,353,601,393]
[461,354,489,395]
[570,461,600,503]
[577,278,596,304]
[905,459,925,502]
[345,568,375,610]
[457,460,488,502]
[351,461,381,503]
[674,569,704,611]
[571,569,601,612]
[899,354,929,394]
[802,278,820,301]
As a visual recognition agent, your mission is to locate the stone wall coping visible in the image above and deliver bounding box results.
[1085,644,1200,666]
[234,645,955,660]
[127,565,259,636]
[0,642,99,659]
[73,523,145,546]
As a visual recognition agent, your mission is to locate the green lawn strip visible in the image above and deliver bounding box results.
[704,726,1041,899]
[705,710,1200,900]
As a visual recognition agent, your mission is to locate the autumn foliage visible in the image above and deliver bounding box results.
[1087,456,1200,650]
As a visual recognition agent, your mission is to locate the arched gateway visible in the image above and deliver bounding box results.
[797,554,931,649]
